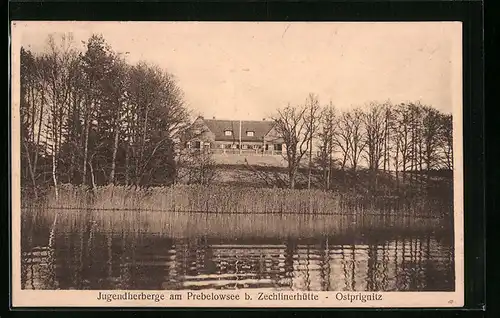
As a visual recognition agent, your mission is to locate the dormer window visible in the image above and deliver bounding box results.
[224,130,233,136]
[246,131,255,137]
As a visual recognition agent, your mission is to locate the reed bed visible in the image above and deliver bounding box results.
[31,184,448,218]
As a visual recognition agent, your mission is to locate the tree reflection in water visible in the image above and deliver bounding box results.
[21,212,454,291]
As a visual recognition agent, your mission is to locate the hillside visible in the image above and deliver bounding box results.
[206,154,453,201]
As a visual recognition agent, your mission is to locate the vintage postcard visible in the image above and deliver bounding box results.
[10,21,463,308]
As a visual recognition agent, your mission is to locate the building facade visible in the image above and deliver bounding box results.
[186,116,286,155]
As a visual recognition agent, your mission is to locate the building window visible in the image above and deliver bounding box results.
[193,141,201,149]
[274,144,282,151]
[224,130,233,136]
[242,144,248,150]
[246,131,255,137]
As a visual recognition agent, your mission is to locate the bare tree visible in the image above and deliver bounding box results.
[392,103,412,184]
[438,113,453,170]
[272,103,311,189]
[362,102,386,171]
[362,102,386,190]
[421,105,442,182]
[304,93,322,189]
[345,108,366,171]
[382,102,394,173]
[408,102,424,185]
[333,111,352,171]
[317,102,337,190]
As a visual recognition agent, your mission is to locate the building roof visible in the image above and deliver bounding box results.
[201,118,275,142]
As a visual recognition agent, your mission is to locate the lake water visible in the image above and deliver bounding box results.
[20,209,455,292]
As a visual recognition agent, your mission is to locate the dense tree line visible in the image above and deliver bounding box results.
[20,34,190,198]
[274,97,453,190]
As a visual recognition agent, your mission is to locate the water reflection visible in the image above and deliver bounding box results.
[21,211,455,291]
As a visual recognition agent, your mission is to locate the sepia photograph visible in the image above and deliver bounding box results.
[11,21,463,307]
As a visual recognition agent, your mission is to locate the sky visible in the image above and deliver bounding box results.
[14,21,462,120]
